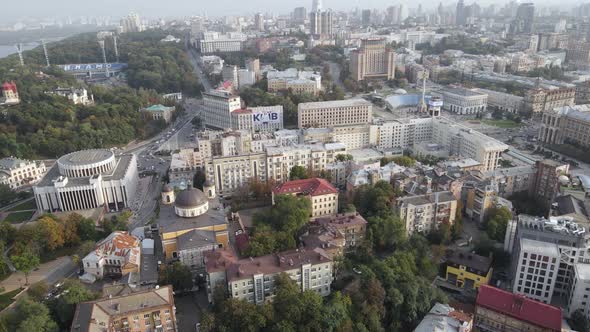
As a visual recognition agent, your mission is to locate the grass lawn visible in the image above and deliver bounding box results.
[6,199,36,212]
[0,288,23,311]
[482,119,522,128]
[1,210,35,224]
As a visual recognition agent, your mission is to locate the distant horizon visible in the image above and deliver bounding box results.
[0,0,582,25]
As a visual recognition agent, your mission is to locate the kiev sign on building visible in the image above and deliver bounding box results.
[252,109,281,124]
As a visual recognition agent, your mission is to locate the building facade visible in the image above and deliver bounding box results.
[298,99,372,128]
[531,159,569,207]
[538,105,590,148]
[33,149,138,212]
[231,105,284,133]
[475,285,562,332]
[475,88,524,113]
[267,68,322,95]
[71,285,177,332]
[198,32,246,53]
[446,251,492,290]
[524,87,575,115]
[202,90,242,129]
[397,191,457,235]
[205,248,333,304]
[440,87,488,115]
[272,178,338,218]
[0,157,46,189]
[81,231,141,280]
[350,38,396,81]
[140,104,174,123]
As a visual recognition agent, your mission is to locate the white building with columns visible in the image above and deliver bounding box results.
[440,87,488,115]
[33,149,138,212]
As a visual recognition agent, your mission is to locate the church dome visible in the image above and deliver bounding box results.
[175,188,207,209]
[162,184,173,193]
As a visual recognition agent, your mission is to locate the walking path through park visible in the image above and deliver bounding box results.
[0,256,76,294]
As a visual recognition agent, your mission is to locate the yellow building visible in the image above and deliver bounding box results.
[158,186,229,262]
[446,251,492,290]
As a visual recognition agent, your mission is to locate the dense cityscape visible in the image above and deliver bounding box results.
[3,0,590,331]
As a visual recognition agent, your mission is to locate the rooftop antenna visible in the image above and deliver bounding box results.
[98,40,110,77]
[41,39,50,67]
[15,44,24,66]
[113,35,120,63]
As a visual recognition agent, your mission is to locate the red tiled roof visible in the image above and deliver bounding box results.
[273,178,338,196]
[475,285,562,331]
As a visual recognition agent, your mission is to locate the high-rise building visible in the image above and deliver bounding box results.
[510,3,535,34]
[310,10,333,36]
[293,7,307,23]
[361,9,371,27]
[312,0,322,12]
[118,13,144,33]
[254,13,264,31]
[456,0,465,25]
[349,38,396,81]
[201,89,242,129]
[531,159,569,207]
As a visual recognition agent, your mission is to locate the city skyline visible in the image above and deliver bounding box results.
[0,0,584,24]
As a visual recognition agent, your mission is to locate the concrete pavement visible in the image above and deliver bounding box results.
[0,256,76,293]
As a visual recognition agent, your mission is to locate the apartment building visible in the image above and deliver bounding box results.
[475,285,562,332]
[524,87,575,115]
[267,68,322,95]
[298,99,372,128]
[446,251,492,290]
[531,159,569,208]
[0,157,46,189]
[440,87,488,115]
[169,148,204,186]
[397,191,457,235]
[198,32,246,54]
[508,215,590,305]
[566,40,590,70]
[272,178,338,218]
[71,285,177,332]
[432,118,509,172]
[371,117,433,150]
[463,180,499,224]
[265,145,328,183]
[566,263,590,318]
[205,248,333,304]
[202,90,242,130]
[350,38,396,81]
[205,153,267,194]
[538,105,590,148]
[482,166,536,198]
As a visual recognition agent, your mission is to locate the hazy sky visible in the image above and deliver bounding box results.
[2,0,575,22]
